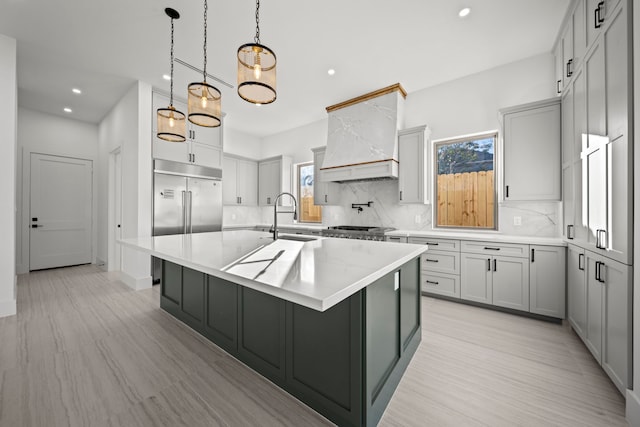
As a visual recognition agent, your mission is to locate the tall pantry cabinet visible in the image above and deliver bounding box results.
[558,0,632,396]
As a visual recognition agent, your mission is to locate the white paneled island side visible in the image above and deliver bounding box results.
[119,230,426,427]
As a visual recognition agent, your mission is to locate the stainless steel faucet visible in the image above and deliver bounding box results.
[272,192,298,240]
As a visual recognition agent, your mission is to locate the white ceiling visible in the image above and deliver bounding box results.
[1,0,570,138]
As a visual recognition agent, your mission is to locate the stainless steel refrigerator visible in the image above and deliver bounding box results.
[152,159,222,283]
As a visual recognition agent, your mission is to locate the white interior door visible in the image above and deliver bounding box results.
[30,153,92,270]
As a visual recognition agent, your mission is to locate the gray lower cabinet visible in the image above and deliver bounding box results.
[529,245,566,318]
[160,258,421,427]
[567,244,587,338]
[460,253,492,304]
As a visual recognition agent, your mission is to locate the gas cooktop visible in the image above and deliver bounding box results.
[322,225,395,241]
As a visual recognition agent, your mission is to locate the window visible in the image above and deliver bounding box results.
[434,132,497,229]
[297,162,322,223]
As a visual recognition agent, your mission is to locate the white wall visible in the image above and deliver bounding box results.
[258,53,560,236]
[98,81,153,290]
[224,127,262,159]
[0,34,17,317]
[16,108,99,274]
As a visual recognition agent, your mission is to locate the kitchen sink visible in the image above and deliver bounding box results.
[278,235,318,242]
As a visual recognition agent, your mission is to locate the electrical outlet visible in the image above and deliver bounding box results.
[513,216,522,226]
[414,215,421,224]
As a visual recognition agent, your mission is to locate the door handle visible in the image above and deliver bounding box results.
[566,59,573,78]
[595,261,605,283]
[32,217,38,222]
[239,196,242,204]
[181,191,187,234]
[187,191,193,233]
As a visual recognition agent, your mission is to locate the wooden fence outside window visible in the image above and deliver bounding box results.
[436,170,494,228]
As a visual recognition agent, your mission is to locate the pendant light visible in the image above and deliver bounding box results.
[157,8,186,142]
[188,0,222,127]
[237,0,277,105]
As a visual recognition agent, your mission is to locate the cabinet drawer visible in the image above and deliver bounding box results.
[407,237,459,252]
[421,251,460,274]
[421,272,460,299]
[386,236,407,243]
[461,241,529,258]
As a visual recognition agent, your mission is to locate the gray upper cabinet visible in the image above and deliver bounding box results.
[223,154,258,206]
[501,98,561,201]
[258,156,293,206]
[311,147,339,206]
[398,125,429,204]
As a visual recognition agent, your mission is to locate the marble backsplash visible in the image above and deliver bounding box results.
[245,179,561,237]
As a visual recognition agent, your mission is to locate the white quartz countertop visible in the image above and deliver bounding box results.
[119,230,426,312]
[385,230,566,246]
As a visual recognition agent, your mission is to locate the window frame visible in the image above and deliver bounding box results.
[432,131,499,231]
[296,161,322,224]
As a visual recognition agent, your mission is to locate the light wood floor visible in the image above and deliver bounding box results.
[0,265,627,427]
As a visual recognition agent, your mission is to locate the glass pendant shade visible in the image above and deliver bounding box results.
[157,106,186,142]
[237,43,276,104]
[188,81,221,127]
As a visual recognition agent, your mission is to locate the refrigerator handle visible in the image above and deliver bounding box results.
[187,191,193,233]
[181,191,187,234]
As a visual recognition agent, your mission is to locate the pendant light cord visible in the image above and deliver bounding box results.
[254,0,260,44]
[203,0,208,82]
[170,17,175,106]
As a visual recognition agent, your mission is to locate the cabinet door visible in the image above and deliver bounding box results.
[601,258,631,394]
[313,148,338,206]
[222,156,238,205]
[190,123,222,148]
[529,246,566,318]
[607,134,631,264]
[398,129,427,204]
[567,245,587,338]
[503,103,561,201]
[573,0,586,66]
[604,4,627,141]
[258,160,278,205]
[584,140,607,249]
[586,41,606,144]
[190,142,222,169]
[562,164,574,239]
[561,85,574,166]
[554,43,564,95]
[586,0,604,48]
[562,19,574,79]
[460,253,492,304]
[491,256,529,312]
[572,68,588,242]
[153,139,190,163]
[237,159,258,206]
[584,254,604,363]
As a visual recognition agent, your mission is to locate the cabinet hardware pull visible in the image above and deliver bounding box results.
[493,259,497,272]
[557,80,562,94]
[192,154,195,163]
[567,224,574,239]
[531,248,535,263]
[595,1,604,28]
[324,194,328,203]
[595,261,600,281]
[596,229,607,249]
[267,197,271,205]
[484,247,500,251]
[425,259,439,263]
[426,280,439,285]
[426,242,439,246]
[598,262,605,283]
[566,59,573,78]
[578,253,584,270]
[32,217,38,222]
[487,259,491,271]
[399,190,403,201]
[505,185,509,198]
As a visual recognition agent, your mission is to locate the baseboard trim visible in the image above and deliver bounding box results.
[627,389,640,426]
[0,298,17,318]
[119,271,152,291]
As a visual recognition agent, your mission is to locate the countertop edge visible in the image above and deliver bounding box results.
[119,238,427,312]
[385,230,566,246]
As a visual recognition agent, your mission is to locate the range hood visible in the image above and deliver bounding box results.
[321,83,406,182]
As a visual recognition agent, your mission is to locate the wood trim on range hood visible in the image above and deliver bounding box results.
[325,83,407,113]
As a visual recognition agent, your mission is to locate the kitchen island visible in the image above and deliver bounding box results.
[120,230,426,427]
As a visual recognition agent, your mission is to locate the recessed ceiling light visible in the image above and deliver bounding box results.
[458,7,471,17]
[328,69,336,76]
[72,88,82,94]
[163,74,171,81]
[63,107,72,113]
